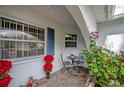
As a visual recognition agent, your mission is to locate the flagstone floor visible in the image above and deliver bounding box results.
[35,69,87,87]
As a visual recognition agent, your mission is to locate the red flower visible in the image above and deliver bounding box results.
[44,64,53,71]
[0,60,12,74]
[0,62,3,68]
[0,69,6,75]
[0,60,12,87]
[0,75,12,87]
[44,55,54,63]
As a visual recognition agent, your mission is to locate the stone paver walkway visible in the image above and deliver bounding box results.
[35,69,87,87]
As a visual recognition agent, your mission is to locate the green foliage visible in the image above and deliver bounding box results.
[0,73,8,80]
[82,39,124,87]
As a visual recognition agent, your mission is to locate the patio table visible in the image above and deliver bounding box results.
[67,54,86,73]
[67,54,79,66]
[67,54,82,71]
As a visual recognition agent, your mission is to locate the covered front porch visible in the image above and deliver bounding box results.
[0,5,88,87]
[1,5,124,87]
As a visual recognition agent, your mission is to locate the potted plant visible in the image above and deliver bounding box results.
[0,60,12,87]
[43,55,54,79]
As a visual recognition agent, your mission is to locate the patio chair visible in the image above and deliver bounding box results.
[61,54,72,73]
[73,54,85,72]
[73,54,84,65]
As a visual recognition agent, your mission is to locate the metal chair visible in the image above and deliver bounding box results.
[61,54,72,73]
[73,54,85,73]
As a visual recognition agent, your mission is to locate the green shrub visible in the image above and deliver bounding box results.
[82,32,124,87]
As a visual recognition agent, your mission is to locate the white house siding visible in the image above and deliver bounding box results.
[79,5,97,33]
[98,17,124,52]
[66,5,97,51]
[62,25,86,61]
[0,6,86,86]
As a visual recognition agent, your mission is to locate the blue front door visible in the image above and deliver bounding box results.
[47,27,55,55]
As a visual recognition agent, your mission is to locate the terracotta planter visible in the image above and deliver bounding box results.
[46,72,50,79]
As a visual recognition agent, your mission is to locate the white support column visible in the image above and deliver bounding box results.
[65,5,97,51]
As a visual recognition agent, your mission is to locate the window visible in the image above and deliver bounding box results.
[29,26,38,40]
[38,28,44,41]
[5,21,9,29]
[0,17,45,59]
[65,34,77,48]
[24,24,28,32]
[17,22,23,31]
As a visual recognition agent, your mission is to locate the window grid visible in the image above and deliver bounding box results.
[0,17,45,59]
[0,17,45,41]
[65,34,77,48]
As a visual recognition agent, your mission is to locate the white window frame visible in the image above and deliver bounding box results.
[65,33,77,48]
[0,16,46,60]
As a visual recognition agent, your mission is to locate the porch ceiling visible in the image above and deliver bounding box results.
[25,5,77,27]
[90,5,108,23]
